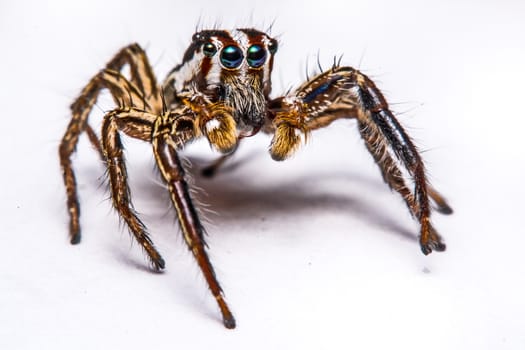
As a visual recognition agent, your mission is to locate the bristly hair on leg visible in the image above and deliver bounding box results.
[316,50,323,73]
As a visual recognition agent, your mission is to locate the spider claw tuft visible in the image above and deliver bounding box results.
[433,241,447,252]
[70,233,81,245]
[428,188,453,215]
[420,240,446,255]
[153,256,166,270]
[201,166,217,178]
[436,203,453,215]
[420,245,432,255]
[223,314,236,329]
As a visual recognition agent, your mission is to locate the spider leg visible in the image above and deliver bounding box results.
[85,124,104,160]
[352,71,449,254]
[100,107,165,270]
[105,44,160,108]
[201,142,240,177]
[358,119,453,216]
[152,115,236,329]
[268,66,451,254]
[428,187,453,215]
[59,44,160,244]
[359,119,417,211]
[358,119,452,250]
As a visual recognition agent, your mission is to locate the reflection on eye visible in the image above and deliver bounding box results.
[220,45,243,68]
[202,42,217,57]
[247,45,266,68]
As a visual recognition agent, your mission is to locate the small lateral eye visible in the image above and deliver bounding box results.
[246,44,267,68]
[220,45,243,69]
[268,40,278,54]
[202,42,217,57]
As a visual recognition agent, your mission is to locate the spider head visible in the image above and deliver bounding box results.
[166,29,278,132]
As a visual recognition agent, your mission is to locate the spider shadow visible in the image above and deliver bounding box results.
[134,150,417,243]
[72,149,421,325]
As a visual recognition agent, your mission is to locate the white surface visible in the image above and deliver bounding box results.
[1,0,524,349]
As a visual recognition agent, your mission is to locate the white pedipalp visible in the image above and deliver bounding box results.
[205,118,222,133]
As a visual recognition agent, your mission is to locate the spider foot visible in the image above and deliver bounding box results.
[150,255,166,271]
[70,233,81,245]
[420,240,446,255]
[428,188,454,215]
[215,294,236,329]
[69,225,81,244]
[201,165,217,178]
[144,245,165,270]
[223,314,236,329]
[200,149,236,178]
[435,202,453,215]
[419,225,446,255]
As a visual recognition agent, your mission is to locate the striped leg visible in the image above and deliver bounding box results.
[358,120,452,216]
[100,108,164,270]
[59,44,160,244]
[152,116,236,329]
[268,66,452,254]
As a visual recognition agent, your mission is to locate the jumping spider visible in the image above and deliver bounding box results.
[59,28,452,329]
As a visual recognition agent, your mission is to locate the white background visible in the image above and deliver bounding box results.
[1,0,524,349]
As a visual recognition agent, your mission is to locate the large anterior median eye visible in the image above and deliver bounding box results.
[246,44,266,68]
[220,45,243,69]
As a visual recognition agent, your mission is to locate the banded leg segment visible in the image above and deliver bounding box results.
[59,82,99,243]
[152,119,235,329]
[354,71,446,254]
[101,109,165,270]
[359,119,453,215]
[59,43,161,244]
[358,119,417,214]
[105,43,160,109]
[268,66,451,254]
[358,118,451,251]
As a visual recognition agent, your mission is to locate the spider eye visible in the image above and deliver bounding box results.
[246,44,267,68]
[202,42,217,57]
[220,45,243,69]
[268,40,278,54]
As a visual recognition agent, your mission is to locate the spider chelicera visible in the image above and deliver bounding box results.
[59,28,452,329]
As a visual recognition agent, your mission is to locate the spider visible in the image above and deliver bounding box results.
[59,28,452,329]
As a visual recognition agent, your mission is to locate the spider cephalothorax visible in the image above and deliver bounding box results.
[59,28,452,329]
[164,29,278,136]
